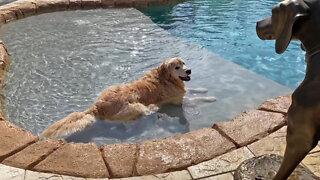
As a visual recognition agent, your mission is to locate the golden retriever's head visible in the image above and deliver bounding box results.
[159,57,191,82]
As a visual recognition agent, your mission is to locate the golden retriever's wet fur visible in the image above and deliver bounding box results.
[42,57,191,138]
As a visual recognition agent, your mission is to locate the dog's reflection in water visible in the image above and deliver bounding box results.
[66,88,215,145]
[65,107,189,145]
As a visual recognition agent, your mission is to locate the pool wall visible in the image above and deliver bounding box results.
[0,0,294,179]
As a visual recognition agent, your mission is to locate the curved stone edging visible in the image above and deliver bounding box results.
[0,0,184,26]
[0,0,294,178]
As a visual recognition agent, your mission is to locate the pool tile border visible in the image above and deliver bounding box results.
[213,110,286,147]
[135,128,236,176]
[0,0,184,26]
[32,142,110,178]
[2,139,65,170]
[0,0,314,179]
[100,143,138,178]
[0,121,38,162]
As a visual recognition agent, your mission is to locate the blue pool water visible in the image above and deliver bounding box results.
[140,0,306,88]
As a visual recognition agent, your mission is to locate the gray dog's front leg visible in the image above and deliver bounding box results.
[274,109,318,180]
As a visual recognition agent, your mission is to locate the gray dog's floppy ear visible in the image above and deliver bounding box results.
[275,0,310,54]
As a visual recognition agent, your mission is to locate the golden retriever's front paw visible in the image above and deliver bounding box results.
[147,104,160,112]
[187,88,208,94]
[199,96,216,102]
[185,97,217,106]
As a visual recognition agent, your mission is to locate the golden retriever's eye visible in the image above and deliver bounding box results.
[175,67,180,70]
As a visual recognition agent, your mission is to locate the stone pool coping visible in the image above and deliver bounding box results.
[0,0,317,179]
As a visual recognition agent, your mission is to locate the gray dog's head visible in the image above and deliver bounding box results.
[257,0,313,54]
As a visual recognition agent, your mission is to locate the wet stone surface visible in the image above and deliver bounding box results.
[234,154,318,180]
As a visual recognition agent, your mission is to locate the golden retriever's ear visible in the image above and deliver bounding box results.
[159,61,170,80]
[275,0,309,54]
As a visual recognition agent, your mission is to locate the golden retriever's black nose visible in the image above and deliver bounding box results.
[186,69,191,75]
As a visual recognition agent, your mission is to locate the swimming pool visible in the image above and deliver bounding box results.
[0,8,290,145]
[140,0,306,88]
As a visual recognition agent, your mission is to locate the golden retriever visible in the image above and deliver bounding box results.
[42,57,194,138]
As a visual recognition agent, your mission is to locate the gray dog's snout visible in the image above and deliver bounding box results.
[256,17,275,40]
[186,69,191,75]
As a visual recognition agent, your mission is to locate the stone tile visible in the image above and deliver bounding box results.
[0,43,9,80]
[2,139,65,169]
[153,170,192,180]
[25,170,85,179]
[119,170,192,180]
[247,126,320,156]
[69,0,82,9]
[82,0,102,9]
[133,0,148,7]
[0,15,5,26]
[0,121,38,162]
[136,128,236,175]
[0,163,25,180]
[214,110,286,147]
[33,143,109,178]
[114,0,133,7]
[34,0,69,14]
[311,142,320,153]
[247,126,287,157]
[100,143,137,178]
[0,10,16,23]
[302,152,320,177]
[25,171,79,179]
[258,94,291,114]
[199,173,234,180]
[0,109,5,121]
[101,0,114,8]
[0,5,23,19]
[289,166,320,180]
[188,147,254,179]
[12,1,37,17]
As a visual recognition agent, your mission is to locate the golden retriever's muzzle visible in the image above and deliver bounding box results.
[179,69,191,81]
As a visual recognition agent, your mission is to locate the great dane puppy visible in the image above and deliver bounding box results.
[257,0,320,179]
